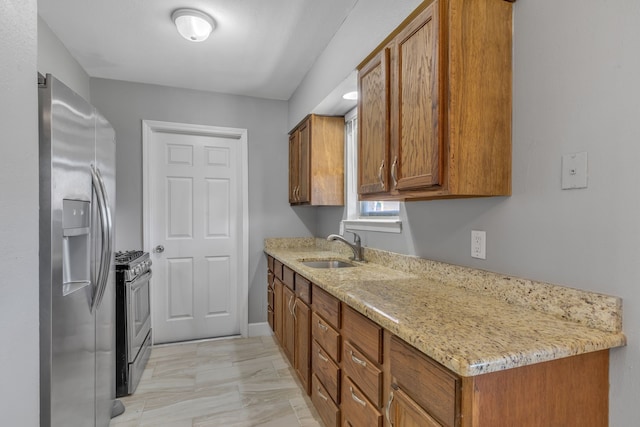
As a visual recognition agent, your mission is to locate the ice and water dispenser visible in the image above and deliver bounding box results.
[62,199,91,295]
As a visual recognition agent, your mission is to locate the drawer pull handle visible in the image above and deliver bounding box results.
[317,321,328,332]
[318,351,329,363]
[350,350,367,367]
[317,387,328,401]
[350,386,367,407]
[386,386,397,426]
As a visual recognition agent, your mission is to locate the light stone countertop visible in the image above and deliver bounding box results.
[264,238,626,377]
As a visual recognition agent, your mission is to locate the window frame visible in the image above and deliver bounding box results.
[342,107,402,234]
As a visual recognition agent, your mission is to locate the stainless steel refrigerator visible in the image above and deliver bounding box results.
[39,74,116,427]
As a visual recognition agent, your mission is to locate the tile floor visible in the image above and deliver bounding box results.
[110,335,324,427]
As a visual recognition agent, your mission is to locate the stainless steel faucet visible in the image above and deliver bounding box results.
[327,231,364,262]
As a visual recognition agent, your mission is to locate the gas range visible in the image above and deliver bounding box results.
[115,250,151,282]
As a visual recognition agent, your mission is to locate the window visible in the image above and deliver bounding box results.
[342,108,402,233]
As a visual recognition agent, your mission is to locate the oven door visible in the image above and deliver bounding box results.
[126,270,152,362]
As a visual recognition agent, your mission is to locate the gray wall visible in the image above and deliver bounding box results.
[288,0,422,128]
[0,0,40,424]
[89,78,318,324]
[303,0,640,425]
[37,15,90,101]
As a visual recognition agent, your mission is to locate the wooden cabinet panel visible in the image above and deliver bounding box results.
[294,299,311,395]
[312,374,341,427]
[341,376,382,427]
[342,305,383,364]
[357,0,513,201]
[288,132,299,203]
[313,285,341,329]
[283,285,296,363]
[267,307,274,331]
[267,255,274,273]
[393,2,440,191]
[267,284,274,311]
[391,336,460,427]
[273,259,283,280]
[312,340,341,403]
[274,278,283,344]
[298,120,310,203]
[391,387,443,427]
[289,114,345,206]
[283,265,295,290]
[312,312,341,362]
[342,341,382,408]
[461,350,609,427]
[295,274,311,304]
[358,48,391,196]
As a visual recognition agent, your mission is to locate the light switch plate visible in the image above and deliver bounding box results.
[562,152,588,190]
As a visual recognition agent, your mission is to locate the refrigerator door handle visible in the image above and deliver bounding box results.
[91,165,113,313]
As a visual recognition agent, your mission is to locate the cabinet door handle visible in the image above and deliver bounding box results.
[317,387,329,401]
[292,299,297,320]
[391,156,398,187]
[317,321,328,332]
[318,351,329,363]
[349,350,367,368]
[288,295,294,315]
[350,386,367,407]
[386,386,397,426]
[378,160,385,188]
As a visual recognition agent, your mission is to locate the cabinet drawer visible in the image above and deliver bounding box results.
[342,340,382,407]
[267,255,274,272]
[295,274,311,304]
[283,265,295,290]
[391,336,460,427]
[273,259,283,279]
[341,376,382,427]
[313,285,340,329]
[311,312,341,362]
[342,305,383,364]
[312,374,340,427]
[312,340,341,403]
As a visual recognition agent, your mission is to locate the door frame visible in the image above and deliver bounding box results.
[142,119,249,340]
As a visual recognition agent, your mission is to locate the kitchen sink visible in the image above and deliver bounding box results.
[301,260,356,269]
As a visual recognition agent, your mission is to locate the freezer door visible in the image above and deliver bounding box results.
[94,110,117,427]
[39,75,97,427]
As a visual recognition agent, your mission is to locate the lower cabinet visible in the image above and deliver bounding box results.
[389,386,442,427]
[294,297,311,394]
[282,284,295,364]
[267,256,611,427]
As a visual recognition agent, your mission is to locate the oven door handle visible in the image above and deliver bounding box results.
[129,271,153,291]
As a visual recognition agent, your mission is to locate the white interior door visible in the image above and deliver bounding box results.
[143,121,248,344]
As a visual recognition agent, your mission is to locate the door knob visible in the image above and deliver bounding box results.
[154,245,165,253]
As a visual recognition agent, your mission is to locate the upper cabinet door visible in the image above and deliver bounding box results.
[289,131,300,204]
[358,48,391,196]
[393,2,441,191]
[298,120,311,204]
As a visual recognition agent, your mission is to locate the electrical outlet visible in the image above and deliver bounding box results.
[471,230,486,259]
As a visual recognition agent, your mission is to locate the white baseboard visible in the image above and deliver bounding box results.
[248,322,272,337]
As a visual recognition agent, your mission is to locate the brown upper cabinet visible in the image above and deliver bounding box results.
[289,114,345,206]
[358,0,514,201]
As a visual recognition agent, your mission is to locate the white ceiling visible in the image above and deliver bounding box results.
[38,0,359,100]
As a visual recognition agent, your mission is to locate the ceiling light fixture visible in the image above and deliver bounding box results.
[342,91,358,101]
[172,8,215,42]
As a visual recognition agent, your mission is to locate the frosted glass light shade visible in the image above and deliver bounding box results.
[172,9,214,42]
